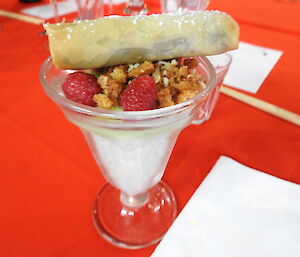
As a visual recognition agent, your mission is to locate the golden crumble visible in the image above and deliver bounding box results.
[110,65,127,83]
[91,58,207,109]
[183,58,199,69]
[128,61,155,78]
[176,90,199,103]
[158,88,175,108]
[93,93,114,109]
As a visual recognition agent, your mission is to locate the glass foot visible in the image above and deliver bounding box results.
[92,181,177,249]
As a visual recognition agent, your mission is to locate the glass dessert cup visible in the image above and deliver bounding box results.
[39,56,216,249]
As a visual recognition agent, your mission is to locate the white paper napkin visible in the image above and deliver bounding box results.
[21,0,125,19]
[224,42,283,93]
[151,156,300,257]
[21,0,78,19]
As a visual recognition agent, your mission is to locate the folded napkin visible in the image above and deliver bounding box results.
[21,0,126,19]
[22,0,78,19]
[225,42,283,93]
[151,156,300,257]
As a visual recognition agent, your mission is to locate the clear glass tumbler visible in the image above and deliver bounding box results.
[39,56,216,249]
[123,0,148,15]
[49,0,104,21]
[160,0,210,13]
[75,0,104,19]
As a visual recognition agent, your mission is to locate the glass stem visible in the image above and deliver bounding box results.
[120,192,148,208]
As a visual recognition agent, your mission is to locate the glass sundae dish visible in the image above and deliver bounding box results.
[40,10,239,249]
[40,56,216,248]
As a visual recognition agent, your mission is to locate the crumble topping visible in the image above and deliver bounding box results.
[92,58,207,109]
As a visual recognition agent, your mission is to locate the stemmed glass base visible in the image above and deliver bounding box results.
[93,181,177,249]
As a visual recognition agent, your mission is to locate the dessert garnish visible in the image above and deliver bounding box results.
[119,75,157,111]
[44,11,239,70]
[62,71,101,106]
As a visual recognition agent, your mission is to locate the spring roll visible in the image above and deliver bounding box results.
[44,11,239,69]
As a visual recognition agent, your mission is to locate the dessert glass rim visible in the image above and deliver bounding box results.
[40,56,216,120]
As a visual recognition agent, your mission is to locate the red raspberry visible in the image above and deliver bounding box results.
[62,72,101,106]
[120,75,158,111]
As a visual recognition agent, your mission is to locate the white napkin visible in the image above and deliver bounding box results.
[21,0,126,19]
[151,156,300,257]
[224,42,283,93]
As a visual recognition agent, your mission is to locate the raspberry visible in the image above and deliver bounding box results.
[120,75,158,111]
[62,72,101,106]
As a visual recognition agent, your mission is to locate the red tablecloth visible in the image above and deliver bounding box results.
[0,1,299,257]
[209,0,300,35]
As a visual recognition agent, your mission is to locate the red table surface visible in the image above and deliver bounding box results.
[0,1,300,257]
[208,0,300,35]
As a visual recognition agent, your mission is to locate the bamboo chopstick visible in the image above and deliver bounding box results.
[220,86,300,127]
[0,10,45,25]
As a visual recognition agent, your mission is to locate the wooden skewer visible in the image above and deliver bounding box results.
[0,10,45,25]
[220,86,300,127]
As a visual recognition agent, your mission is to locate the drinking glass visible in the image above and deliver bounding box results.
[160,0,210,13]
[49,0,104,21]
[192,53,232,124]
[39,56,216,249]
[76,0,104,19]
[123,0,148,15]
